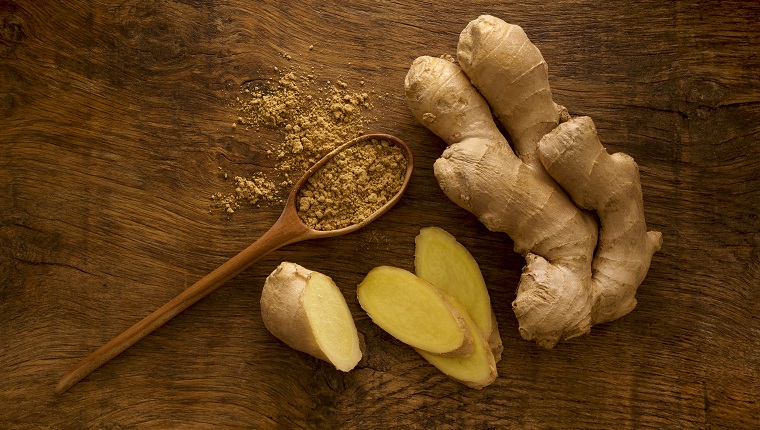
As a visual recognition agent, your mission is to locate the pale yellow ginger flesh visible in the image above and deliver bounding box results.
[404,15,662,348]
[359,254,499,389]
[261,262,362,372]
[417,295,497,390]
[357,266,474,357]
[414,227,503,360]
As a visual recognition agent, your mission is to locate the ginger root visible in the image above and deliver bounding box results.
[261,262,362,371]
[405,15,662,348]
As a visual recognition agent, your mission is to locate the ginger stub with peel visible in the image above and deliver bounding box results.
[405,15,662,348]
[261,262,362,372]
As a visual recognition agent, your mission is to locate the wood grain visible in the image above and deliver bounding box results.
[1,0,758,428]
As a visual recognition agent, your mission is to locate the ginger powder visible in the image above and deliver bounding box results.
[297,139,407,231]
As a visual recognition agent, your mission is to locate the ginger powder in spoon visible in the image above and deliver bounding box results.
[297,139,408,231]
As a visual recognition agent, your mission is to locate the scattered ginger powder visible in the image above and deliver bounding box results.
[297,139,407,231]
[212,70,375,216]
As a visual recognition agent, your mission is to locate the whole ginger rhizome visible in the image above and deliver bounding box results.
[405,15,662,349]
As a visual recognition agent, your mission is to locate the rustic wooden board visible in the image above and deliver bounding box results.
[1,0,758,428]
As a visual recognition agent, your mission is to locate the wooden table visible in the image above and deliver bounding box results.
[1,1,758,428]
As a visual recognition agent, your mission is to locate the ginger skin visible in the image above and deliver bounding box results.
[405,15,662,348]
[538,117,663,325]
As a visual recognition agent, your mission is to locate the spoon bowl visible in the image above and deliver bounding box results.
[280,132,414,242]
[55,133,413,394]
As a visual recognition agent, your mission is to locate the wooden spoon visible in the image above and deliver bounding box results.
[55,133,413,395]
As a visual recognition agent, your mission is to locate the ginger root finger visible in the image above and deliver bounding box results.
[538,116,663,325]
[458,14,559,177]
[261,262,362,372]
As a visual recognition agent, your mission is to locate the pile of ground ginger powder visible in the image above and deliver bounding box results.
[212,70,378,216]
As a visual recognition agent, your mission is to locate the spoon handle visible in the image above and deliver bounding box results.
[55,210,309,395]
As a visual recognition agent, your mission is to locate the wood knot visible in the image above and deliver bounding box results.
[0,3,27,49]
[677,79,726,120]
[686,80,724,108]
[115,0,201,70]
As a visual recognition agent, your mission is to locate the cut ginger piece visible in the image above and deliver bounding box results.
[415,227,503,361]
[416,295,497,389]
[357,266,474,357]
[261,262,362,372]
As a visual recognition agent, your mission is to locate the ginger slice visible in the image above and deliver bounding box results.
[357,266,474,357]
[415,227,503,361]
[416,296,497,389]
[261,262,362,372]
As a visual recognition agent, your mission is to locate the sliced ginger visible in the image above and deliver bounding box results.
[261,262,362,372]
[357,266,474,357]
[416,294,497,389]
[358,229,501,389]
[415,227,502,360]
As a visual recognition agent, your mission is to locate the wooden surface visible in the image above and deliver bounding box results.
[1,1,758,428]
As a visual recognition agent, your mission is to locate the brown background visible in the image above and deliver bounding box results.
[1,0,758,429]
